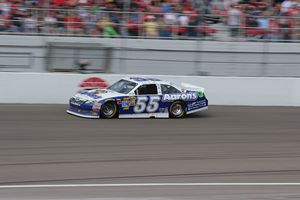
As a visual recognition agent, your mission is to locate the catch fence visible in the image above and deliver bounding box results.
[1,8,300,42]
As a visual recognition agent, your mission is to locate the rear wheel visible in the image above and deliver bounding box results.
[169,101,185,118]
[100,101,118,119]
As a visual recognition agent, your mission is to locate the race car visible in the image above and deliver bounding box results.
[67,77,208,118]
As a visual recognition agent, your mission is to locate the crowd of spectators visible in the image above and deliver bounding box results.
[0,0,299,41]
[227,0,300,40]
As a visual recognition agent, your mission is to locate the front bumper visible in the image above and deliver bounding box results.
[67,106,100,119]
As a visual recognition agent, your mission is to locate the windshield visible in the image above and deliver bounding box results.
[107,79,137,94]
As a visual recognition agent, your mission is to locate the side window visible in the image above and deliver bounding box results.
[136,84,158,95]
[161,84,181,94]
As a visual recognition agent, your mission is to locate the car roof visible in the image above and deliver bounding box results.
[123,77,172,85]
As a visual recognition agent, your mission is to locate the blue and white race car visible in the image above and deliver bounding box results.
[67,77,208,118]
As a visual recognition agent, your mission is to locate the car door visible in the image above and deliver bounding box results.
[133,84,161,115]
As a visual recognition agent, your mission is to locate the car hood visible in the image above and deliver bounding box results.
[72,89,121,102]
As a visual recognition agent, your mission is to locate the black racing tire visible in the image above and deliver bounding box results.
[100,101,118,119]
[169,101,186,118]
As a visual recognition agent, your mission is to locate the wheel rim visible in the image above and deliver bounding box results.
[171,103,183,116]
[102,103,115,117]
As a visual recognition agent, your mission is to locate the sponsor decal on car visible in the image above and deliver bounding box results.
[79,91,102,99]
[197,91,204,97]
[187,100,207,110]
[162,93,197,101]
[129,96,136,106]
[122,101,130,108]
[79,77,108,89]
[116,98,122,105]
[92,103,101,112]
[119,97,136,109]
[70,101,81,106]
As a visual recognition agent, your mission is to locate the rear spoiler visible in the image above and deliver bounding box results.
[181,83,205,93]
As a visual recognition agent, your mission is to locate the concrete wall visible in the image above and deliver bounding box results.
[0,35,300,76]
[0,72,299,106]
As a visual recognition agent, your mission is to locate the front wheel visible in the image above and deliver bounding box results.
[169,101,186,118]
[100,101,118,119]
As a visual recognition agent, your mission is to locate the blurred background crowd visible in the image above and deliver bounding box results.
[0,0,299,40]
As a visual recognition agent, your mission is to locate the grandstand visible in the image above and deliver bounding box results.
[0,0,299,41]
[0,0,299,76]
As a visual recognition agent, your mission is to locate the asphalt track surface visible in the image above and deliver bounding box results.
[0,104,300,199]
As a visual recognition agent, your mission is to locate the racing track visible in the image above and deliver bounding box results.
[0,104,300,199]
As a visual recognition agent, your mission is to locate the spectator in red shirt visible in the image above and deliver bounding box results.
[64,11,83,34]
[53,0,65,6]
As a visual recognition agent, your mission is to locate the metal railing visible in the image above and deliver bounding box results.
[1,8,300,42]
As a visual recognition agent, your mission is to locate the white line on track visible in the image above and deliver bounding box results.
[1,183,300,189]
